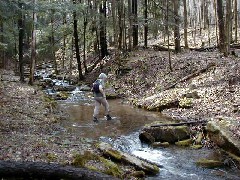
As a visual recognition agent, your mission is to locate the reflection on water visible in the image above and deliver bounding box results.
[58,90,240,180]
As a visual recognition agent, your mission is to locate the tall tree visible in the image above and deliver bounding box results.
[183,0,189,49]
[143,0,148,48]
[225,0,231,54]
[117,0,124,50]
[0,15,4,68]
[166,0,172,71]
[234,0,238,43]
[173,0,181,53]
[73,0,84,80]
[214,0,219,45]
[216,0,227,55]
[82,0,88,73]
[29,0,37,85]
[128,0,132,50]
[99,0,108,59]
[18,0,25,82]
[62,9,67,70]
[132,0,138,48]
[50,7,57,74]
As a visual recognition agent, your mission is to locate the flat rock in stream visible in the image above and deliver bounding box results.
[97,142,159,175]
[207,117,240,157]
[134,88,195,111]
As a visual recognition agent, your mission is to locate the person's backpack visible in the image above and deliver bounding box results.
[92,80,101,93]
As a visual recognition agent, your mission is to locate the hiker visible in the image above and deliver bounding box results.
[92,73,112,122]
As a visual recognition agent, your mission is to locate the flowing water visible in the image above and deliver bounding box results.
[58,88,240,180]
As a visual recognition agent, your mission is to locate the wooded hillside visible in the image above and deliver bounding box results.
[0,0,239,83]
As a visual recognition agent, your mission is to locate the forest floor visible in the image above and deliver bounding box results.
[0,48,239,178]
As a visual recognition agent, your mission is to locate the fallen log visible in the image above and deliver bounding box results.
[98,142,159,175]
[189,46,217,52]
[150,120,207,128]
[0,160,118,180]
[163,62,216,91]
[230,43,240,49]
[151,45,174,52]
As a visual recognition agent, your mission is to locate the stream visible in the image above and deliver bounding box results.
[58,87,240,180]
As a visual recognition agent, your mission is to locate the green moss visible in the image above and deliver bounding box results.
[196,158,223,168]
[46,153,57,162]
[226,152,240,162]
[100,157,123,178]
[175,139,193,146]
[43,95,57,108]
[72,151,98,167]
[130,171,145,178]
[143,164,160,174]
[106,149,123,160]
[191,145,203,149]
[179,97,193,108]
[58,91,69,99]
[152,142,170,148]
[72,151,123,179]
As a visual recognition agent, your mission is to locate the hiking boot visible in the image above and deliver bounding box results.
[93,117,98,122]
[106,114,112,121]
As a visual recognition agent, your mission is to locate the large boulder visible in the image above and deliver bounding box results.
[207,118,240,156]
[140,125,190,143]
[134,88,197,111]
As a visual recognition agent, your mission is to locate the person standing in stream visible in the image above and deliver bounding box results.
[92,73,112,122]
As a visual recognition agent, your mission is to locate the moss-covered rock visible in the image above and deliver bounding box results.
[152,142,170,148]
[207,119,240,156]
[139,131,155,144]
[175,139,193,146]
[71,151,123,178]
[191,145,203,149]
[179,97,193,108]
[141,125,190,143]
[98,142,160,175]
[130,170,145,178]
[196,158,223,168]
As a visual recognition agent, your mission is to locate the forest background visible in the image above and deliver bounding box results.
[0,0,239,80]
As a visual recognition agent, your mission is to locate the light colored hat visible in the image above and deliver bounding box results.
[98,73,107,79]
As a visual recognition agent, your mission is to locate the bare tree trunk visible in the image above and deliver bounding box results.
[234,0,238,43]
[167,0,172,71]
[29,0,37,85]
[112,0,117,47]
[214,0,219,45]
[99,0,108,59]
[132,0,138,48]
[143,0,148,48]
[225,0,231,55]
[123,5,127,51]
[216,0,227,55]
[83,0,88,74]
[18,0,25,82]
[193,0,197,46]
[62,11,67,69]
[128,0,132,50]
[173,0,181,53]
[183,0,189,49]
[118,0,123,50]
[0,16,4,68]
[73,0,84,80]
[50,8,57,74]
